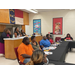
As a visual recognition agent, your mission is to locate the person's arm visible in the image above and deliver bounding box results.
[20,33,22,37]
[51,39,54,44]
[19,46,31,58]
[9,32,12,38]
[21,54,31,58]
[7,30,12,38]
[41,45,44,48]
[71,37,73,40]
[25,33,26,35]
[64,37,66,39]
[36,42,42,50]
[40,41,44,48]
[39,47,42,50]
[30,44,35,51]
[9,34,12,38]
[2,33,9,38]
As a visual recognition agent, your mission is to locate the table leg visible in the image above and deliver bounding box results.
[70,48,71,51]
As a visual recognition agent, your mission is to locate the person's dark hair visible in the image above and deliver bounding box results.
[21,30,22,33]
[46,34,49,38]
[15,27,18,32]
[22,37,29,43]
[31,36,35,40]
[4,28,9,33]
[33,33,35,35]
[66,33,71,37]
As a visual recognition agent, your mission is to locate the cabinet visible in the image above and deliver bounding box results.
[0,9,9,24]
[0,25,6,32]
[23,12,29,25]
[22,25,25,32]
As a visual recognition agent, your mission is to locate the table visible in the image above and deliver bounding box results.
[4,35,42,59]
[47,41,75,64]
[49,61,75,65]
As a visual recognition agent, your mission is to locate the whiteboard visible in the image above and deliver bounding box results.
[25,25,30,35]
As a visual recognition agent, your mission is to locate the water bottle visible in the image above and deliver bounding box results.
[13,35,14,38]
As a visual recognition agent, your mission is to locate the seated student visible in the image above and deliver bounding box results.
[17,37,34,64]
[21,29,26,36]
[26,50,48,65]
[65,33,73,40]
[30,36,41,50]
[40,36,51,48]
[0,28,12,55]
[46,34,54,44]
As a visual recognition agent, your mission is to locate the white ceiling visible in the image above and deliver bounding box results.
[19,9,74,13]
[36,9,66,12]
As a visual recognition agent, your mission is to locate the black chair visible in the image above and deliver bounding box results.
[61,38,65,41]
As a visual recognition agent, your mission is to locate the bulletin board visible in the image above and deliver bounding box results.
[33,19,41,34]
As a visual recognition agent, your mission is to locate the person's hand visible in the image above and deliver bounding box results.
[45,54,47,57]
[33,50,35,51]
[39,47,42,50]
[8,30,11,35]
[52,42,55,44]
[20,34,22,37]
[33,42,36,45]
[43,54,47,63]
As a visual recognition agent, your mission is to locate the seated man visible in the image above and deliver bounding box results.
[17,37,34,64]
[40,36,51,48]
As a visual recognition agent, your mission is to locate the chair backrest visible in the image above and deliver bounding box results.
[38,41,40,45]
[38,41,42,49]
[14,47,19,63]
[55,37,61,42]
[61,38,65,41]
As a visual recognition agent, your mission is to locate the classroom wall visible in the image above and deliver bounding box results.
[29,10,75,40]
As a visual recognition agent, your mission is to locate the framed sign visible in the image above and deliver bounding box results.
[33,19,41,34]
[53,17,63,35]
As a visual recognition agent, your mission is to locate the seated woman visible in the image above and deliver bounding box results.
[40,36,51,48]
[14,32,17,38]
[46,34,54,44]
[26,50,48,65]
[0,28,12,55]
[21,29,26,36]
[14,27,21,37]
[65,33,73,40]
[31,36,41,50]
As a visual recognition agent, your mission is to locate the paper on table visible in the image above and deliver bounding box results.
[65,40,73,41]
[44,52,53,55]
[49,47,57,50]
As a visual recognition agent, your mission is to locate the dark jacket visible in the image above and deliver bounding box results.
[14,31,20,36]
[21,32,26,36]
[65,37,73,40]
[0,32,12,43]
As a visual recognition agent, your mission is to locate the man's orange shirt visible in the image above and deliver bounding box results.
[17,43,34,63]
